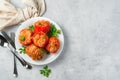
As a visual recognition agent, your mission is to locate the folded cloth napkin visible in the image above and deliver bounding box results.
[0,0,45,30]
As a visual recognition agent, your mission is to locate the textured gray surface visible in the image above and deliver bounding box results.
[0,0,120,80]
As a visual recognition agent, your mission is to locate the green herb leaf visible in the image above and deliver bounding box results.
[40,70,45,74]
[29,25,34,32]
[57,30,61,34]
[19,46,26,54]
[20,36,25,41]
[47,23,61,37]
[44,65,48,69]
[47,69,51,73]
[40,65,51,78]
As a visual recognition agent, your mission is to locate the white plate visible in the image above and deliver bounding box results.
[15,17,64,65]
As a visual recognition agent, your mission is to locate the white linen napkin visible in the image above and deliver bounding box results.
[0,0,45,30]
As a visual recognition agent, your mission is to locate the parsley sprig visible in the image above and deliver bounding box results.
[40,65,51,78]
[19,46,26,54]
[29,25,34,32]
[47,24,61,37]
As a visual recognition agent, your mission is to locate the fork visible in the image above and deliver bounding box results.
[10,32,18,77]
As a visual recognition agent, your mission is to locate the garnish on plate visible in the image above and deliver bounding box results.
[47,23,61,37]
[40,65,51,78]
[29,25,34,32]
[19,46,26,54]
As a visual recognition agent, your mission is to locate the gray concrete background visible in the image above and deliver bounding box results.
[0,0,120,80]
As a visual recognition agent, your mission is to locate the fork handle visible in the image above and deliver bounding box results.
[6,46,30,67]
[13,55,18,77]
[10,32,18,77]
[7,46,26,66]
[14,50,32,69]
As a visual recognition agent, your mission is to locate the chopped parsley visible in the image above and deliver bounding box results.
[29,25,34,32]
[19,46,26,54]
